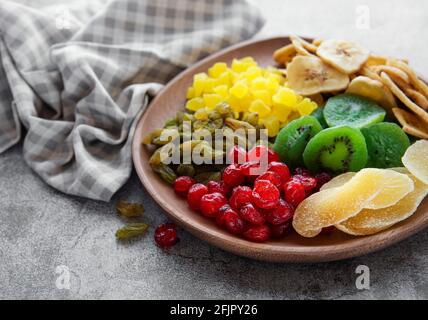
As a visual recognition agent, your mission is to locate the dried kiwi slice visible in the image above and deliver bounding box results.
[273,116,323,168]
[303,126,368,173]
[310,107,328,128]
[361,122,410,168]
[324,93,386,128]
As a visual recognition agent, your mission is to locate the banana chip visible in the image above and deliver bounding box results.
[381,72,428,125]
[290,35,317,56]
[365,54,388,67]
[359,66,383,82]
[317,39,369,74]
[345,76,397,111]
[372,65,410,84]
[273,44,297,65]
[405,88,428,110]
[387,59,428,99]
[392,107,428,139]
[286,55,349,95]
[312,38,323,47]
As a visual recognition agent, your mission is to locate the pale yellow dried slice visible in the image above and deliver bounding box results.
[359,66,382,82]
[337,174,428,236]
[320,172,355,191]
[290,35,317,55]
[392,108,428,139]
[381,72,428,125]
[273,44,297,65]
[292,168,411,237]
[402,140,428,185]
[316,39,369,74]
[321,170,413,210]
[287,55,349,95]
[365,54,388,67]
[312,38,323,47]
[405,88,428,110]
[372,65,410,84]
[387,59,428,99]
[345,76,397,112]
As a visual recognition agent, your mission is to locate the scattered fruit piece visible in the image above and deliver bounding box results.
[154,223,179,248]
[116,223,149,240]
[116,200,145,218]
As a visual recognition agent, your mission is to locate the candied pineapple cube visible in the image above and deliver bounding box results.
[244,66,263,82]
[193,73,208,96]
[249,99,271,118]
[216,70,232,87]
[272,87,298,107]
[260,115,280,137]
[203,93,222,110]
[252,78,269,91]
[185,97,204,111]
[296,98,318,116]
[272,104,292,122]
[213,85,229,100]
[208,62,228,78]
[229,81,249,99]
[252,90,272,106]
[186,87,195,99]
[231,57,256,73]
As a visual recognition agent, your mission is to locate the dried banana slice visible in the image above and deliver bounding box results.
[405,88,428,110]
[273,44,297,65]
[365,54,388,67]
[290,35,317,55]
[345,76,397,111]
[387,59,428,99]
[312,38,323,47]
[287,55,349,95]
[392,108,428,139]
[372,65,410,84]
[359,66,383,82]
[381,72,428,125]
[317,39,369,74]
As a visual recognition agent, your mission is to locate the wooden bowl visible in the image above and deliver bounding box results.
[132,37,428,262]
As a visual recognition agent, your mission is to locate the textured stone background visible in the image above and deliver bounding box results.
[1,0,427,299]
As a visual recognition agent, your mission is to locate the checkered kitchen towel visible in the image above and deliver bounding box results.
[0,0,263,201]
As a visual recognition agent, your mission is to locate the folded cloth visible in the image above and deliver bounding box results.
[0,0,264,201]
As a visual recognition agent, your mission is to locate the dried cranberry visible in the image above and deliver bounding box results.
[292,174,317,191]
[200,192,227,218]
[256,171,282,189]
[227,145,247,164]
[243,224,271,242]
[223,210,245,234]
[294,167,311,176]
[207,181,229,196]
[267,162,291,184]
[284,180,306,207]
[222,164,245,187]
[154,223,179,248]
[229,186,252,210]
[252,179,280,210]
[173,176,196,198]
[239,203,265,225]
[264,199,294,225]
[320,226,335,235]
[240,161,264,177]
[187,183,208,211]
[247,145,280,163]
[315,172,333,191]
[216,204,233,227]
[270,222,292,239]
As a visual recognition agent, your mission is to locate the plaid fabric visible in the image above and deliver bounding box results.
[0,0,264,201]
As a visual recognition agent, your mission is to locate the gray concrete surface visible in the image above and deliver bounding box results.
[1,0,428,299]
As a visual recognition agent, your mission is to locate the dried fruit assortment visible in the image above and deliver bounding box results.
[143,36,428,243]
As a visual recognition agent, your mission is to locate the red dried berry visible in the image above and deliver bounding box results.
[320,226,335,235]
[284,180,306,207]
[222,164,245,187]
[223,210,245,235]
[292,174,317,191]
[256,171,282,189]
[267,162,291,184]
[243,224,271,242]
[264,199,294,225]
[247,145,280,163]
[315,172,333,191]
[207,181,229,196]
[252,179,280,210]
[294,167,311,176]
[229,186,253,210]
[154,223,179,248]
[173,176,196,198]
[216,204,233,227]
[187,183,208,211]
[227,145,247,164]
[270,222,292,239]
[200,192,227,218]
[239,203,265,225]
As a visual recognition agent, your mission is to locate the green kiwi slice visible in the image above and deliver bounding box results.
[273,116,323,168]
[303,126,368,173]
[324,94,386,128]
[311,107,328,128]
[361,122,410,168]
